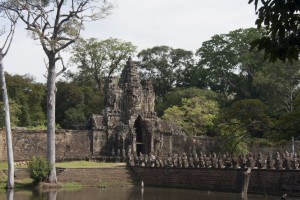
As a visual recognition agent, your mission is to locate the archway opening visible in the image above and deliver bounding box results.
[134,115,145,155]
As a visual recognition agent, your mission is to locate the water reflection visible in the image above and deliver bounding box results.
[47,191,57,200]
[141,188,144,200]
[6,189,14,200]
[2,187,298,200]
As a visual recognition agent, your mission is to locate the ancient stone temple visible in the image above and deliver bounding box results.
[90,57,185,158]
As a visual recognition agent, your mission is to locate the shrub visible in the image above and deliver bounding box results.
[28,156,51,185]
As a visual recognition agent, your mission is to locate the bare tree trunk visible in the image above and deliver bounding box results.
[47,58,57,183]
[241,167,251,200]
[0,51,15,188]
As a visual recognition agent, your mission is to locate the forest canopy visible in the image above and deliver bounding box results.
[2,28,300,143]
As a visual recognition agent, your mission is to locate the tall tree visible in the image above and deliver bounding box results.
[249,0,300,62]
[253,61,300,116]
[5,74,46,127]
[225,99,273,138]
[0,7,17,189]
[0,98,20,127]
[67,37,136,90]
[56,81,104,129]
[137,46,194,98]
[196,28,266,102]
[276,94,300,140]
[156,87,218,117]
[163,96,219,136]
[2,0,112,183]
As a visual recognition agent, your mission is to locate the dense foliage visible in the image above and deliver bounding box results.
[2,28,300,150]
[163,96,219,136]
[0,74,45,128]
[249,0,300,62]
[28,156,51,185]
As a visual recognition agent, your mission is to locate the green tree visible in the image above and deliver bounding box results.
[196,28,266,101]
[63,105,87,129]
[163,96,219,136]
[67,38,136,90]
[225,99,273,138]
[56,81,104,129]
[218,119,249,155]
[253,61,300,117]
[275,95,300,140]
[137,46,194,98]
[56,81,84,128]
[249,0,300,62]
[0,99,20,127]
[3,0,113,183]
[28,156,51,185]
[5,74,46,127]
[156,87,218,117]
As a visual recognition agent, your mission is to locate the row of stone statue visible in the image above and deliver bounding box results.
[127,151,300,170]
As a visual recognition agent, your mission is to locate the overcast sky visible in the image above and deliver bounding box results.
[3,0,257,83]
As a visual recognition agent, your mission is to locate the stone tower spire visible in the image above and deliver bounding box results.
[120,57,143,124]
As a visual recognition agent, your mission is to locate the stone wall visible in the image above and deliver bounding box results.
[0,129,298,162]
[130,167,300,196]
[0,130,92,161]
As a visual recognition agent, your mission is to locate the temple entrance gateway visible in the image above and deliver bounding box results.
[134,116,146,155]
[91,57,184,158]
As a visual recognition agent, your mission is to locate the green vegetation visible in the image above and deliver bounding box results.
[138,46,194,99]
[3,74,46,128]
[163,96,219,136]
[249,0,300,62]
[0,171,33,190]
[0,26,298,153]
[28,157,51,185]
[56,161,124,168]
[0,161,124,170]
[0,161,124,190]
[62,182,83,191]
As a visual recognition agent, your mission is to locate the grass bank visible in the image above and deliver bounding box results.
[0,161,129,190]
[0,161,125,170]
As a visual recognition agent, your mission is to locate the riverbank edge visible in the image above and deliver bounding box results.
[1,166,140,190]
[2,166,299,198]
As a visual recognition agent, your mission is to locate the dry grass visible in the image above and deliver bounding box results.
[0,161,125,170]
[56,161,125,168]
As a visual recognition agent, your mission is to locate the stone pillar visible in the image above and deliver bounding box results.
[161,134,164,154]
[122,136,125,152]
[151,134,154,153]
[169,136,172,153]
[122,136,126,158]
[133,134,137,156]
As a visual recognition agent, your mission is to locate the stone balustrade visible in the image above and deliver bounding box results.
[127,151,300,170]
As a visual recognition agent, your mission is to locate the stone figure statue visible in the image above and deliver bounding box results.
[193,153,200,168]
[232,154,240,169]
[247,152,255,169]
[182,153,189,168]
[211,153,218,168]
[275,152,284,169]
[239,154,247,169]
[199,152,205,168]
[256,153,266,169]
[266,152,275,169]
[188,154,194,168]
[218,154,226,169]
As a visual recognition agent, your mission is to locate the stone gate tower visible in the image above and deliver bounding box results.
[91,57,184,158]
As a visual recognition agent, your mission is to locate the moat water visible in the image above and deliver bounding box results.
[0,187,296,200]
